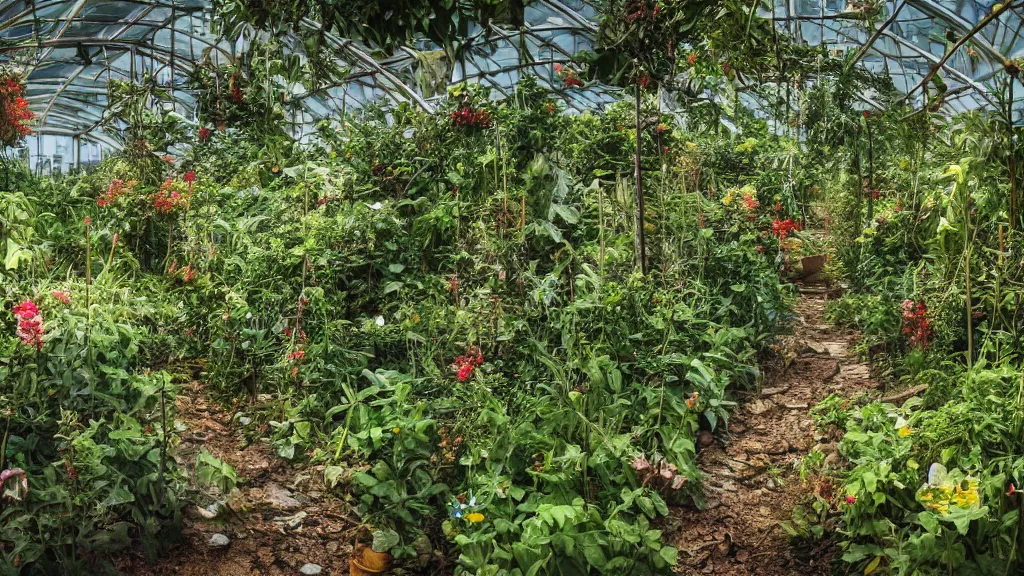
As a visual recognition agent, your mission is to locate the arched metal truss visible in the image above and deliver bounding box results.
[768,0,1024,116]
[5,0,1024,170]
[0,0,609,157]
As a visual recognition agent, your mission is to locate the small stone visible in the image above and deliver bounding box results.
[812,442,836,455]
[265,483,301,510]
[765,439,790,455]
[273,510,308,531]
[238,416,252,426]
[802,340,827,354]
[208,533,230,548]
[766,478,776,490]
[747,399,774,415]
[299,564,323,575]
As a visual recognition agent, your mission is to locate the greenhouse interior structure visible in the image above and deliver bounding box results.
[5,0,1024,574]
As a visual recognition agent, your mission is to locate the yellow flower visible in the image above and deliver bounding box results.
[465,512,485,523]
[392,427,401,434]
[722,190,734,206]
[898,426,913,437]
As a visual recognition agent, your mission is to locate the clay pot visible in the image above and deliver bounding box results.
[349,544,391,575]
[800,254,826,279]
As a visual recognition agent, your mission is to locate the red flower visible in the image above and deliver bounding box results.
[12,300,38,319]
[637,73,652,90]
[97,178,135,208]
[846,495,856,504]
[12,300,43,350]
[184,171,196,184]
[901,299,931,348]
[231,83,244,105]
[198,127,212,142]
[51,291,70,305]
[450,107,492,128]
[741,191,759,211]
[0,74,35,146]
[687,53,697,66]
[452,346,484,381]
[562,76,583,88]
[771,218,801,240]
[863,111,871,119]
[287,348,306,362]
[1008,483,1017,496]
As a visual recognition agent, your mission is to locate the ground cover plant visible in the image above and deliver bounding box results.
[0,56,818,572]
[795,79,1024,575]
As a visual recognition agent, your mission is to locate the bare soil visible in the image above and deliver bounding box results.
[116,383,358,576]
[667,291,875,575]
[120,290,870,576]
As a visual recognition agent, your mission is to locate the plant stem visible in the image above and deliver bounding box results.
[634,85,648,275]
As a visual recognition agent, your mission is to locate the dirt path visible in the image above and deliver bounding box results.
[668,290,874,575]
[118,291,867,576]
[117,383,357,576]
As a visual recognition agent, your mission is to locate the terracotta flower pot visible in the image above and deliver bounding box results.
[349,544,391,575]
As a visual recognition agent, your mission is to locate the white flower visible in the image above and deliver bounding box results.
[375,315,385,327]
[245,312,253,320]
[370,202,383,210]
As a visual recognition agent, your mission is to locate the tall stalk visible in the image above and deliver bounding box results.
[866,119,875,222]
[634,86,648,275]
[1009,76,1018,229]
[965,179,974,370]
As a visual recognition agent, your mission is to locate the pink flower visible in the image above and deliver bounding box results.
[630,455,651,471]
[846,495,856,504]
[553,63,563,74]
[0,468,28,501]
[51,291,70,305]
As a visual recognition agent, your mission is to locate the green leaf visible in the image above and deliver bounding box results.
[372,528,401,552]
[324,466,345,488]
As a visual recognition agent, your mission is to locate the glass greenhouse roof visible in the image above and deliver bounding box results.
[768,0,1024,115]
[2,0,1024,157]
